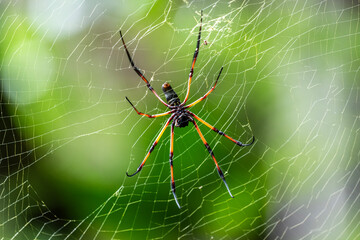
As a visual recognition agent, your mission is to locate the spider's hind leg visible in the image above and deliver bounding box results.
[181,10,203,105]
[119,31,171,108]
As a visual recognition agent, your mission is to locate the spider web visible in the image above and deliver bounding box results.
[1,0,360,239]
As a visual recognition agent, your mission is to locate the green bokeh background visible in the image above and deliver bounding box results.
[1,0,359,239]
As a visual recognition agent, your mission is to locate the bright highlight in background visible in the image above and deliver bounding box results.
[2,40,53,104]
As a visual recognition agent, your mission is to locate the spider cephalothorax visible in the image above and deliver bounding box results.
[173,112,191,128]
[120,10,255,208]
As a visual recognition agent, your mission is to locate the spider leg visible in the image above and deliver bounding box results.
[126,115,174,177]
[119,31,172,108]
[181,10,203,105]
[170,121,181,208]
[189,112,255,146]
[191,119,234,198]
[185,67,223,109]
[126,96,173,118]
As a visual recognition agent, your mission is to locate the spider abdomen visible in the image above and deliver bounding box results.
[162,83,181,106]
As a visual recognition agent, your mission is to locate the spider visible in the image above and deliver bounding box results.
[120,11,255,208]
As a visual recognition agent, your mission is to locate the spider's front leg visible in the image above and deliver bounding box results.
[126,115,174,177]
[189,112,255,146]
[169,121,181,208]
[191,119,234,198]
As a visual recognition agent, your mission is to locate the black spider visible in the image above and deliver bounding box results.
[120,11,255,208]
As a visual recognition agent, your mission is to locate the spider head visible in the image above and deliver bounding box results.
[174,113,190,128]
[162,82,180,106]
